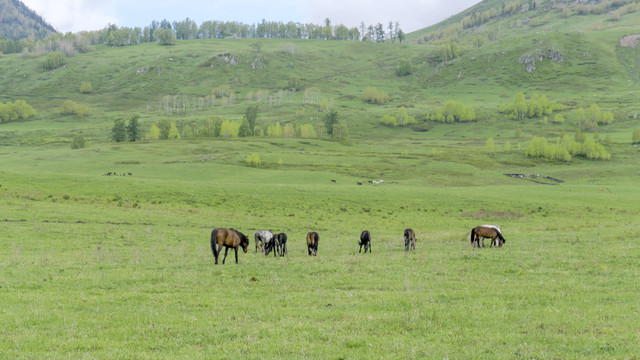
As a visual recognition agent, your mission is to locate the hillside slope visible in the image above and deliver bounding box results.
[0,0,56,40]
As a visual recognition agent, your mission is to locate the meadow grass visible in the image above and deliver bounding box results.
[2,10,640,357]
[1,137,639,359]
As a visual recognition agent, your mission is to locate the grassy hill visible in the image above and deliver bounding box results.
[2,0,640,358]
[0,0,56,40]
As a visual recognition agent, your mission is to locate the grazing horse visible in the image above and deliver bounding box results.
[404,228,416,251]
[306,232,319,256]
[274,233,288,256]
[254,230,274,253]
[211,228,249,264]
[470,225,506,248]
[266,233,288,256]
[359,230,371,253]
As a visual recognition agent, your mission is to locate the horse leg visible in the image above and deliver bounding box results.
[368,242,371,253]
[235,247,239,264]
[359,243,363,253]
[222,247,229,264]
[215,244,224,264]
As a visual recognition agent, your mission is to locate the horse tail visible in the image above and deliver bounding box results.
[470,228,476,244]
[211,229,219,258]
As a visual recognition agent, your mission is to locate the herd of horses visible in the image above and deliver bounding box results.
[210,225,506,264]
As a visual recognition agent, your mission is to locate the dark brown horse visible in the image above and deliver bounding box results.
[359,230,371,253]
[404,228,416,251]
[306,232,319,256]
[470,225,506,248]
[211,228,249,264]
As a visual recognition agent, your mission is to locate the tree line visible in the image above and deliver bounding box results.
[526,132,611,162]
[0,18,404,55]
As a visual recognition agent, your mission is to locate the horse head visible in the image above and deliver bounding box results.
[234,230,249,253]
[264,239,274,256]
[240,234,249,253]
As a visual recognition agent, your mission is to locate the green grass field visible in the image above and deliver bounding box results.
[1,135,639,359]
[2,3,640,357]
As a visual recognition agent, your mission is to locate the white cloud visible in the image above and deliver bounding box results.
[21,0,118,32]
[304,0,479,33]
[20,0,480,34]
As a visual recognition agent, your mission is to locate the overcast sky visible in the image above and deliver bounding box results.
[21,0,481,34]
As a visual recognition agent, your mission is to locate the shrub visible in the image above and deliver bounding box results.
[60,100,91,116]
[432,100,475,122]
[632,129,640,144]
[245,153,261,167]
[0,100,37,123]
[363,87,389,104]
[71,135,87,149]
[43,52,66,70]
[80,82,93,94]
[396,59,412,76]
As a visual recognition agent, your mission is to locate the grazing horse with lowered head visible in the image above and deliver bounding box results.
[254,230,274,253]
[470,225,506,248]
[306,232,319,256]
[359,230,371,253]
[211,228,249,264]
[404,228,416,251]
[265,232,288,257]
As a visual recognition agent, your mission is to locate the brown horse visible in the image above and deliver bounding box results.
[211,228,249,264]
[404,228,416,251]
[306,232,319,256]
[470,225,506,248]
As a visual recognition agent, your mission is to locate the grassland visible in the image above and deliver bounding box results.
[2,3,640,357]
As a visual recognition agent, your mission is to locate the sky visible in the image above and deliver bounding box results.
[21,0,481,35]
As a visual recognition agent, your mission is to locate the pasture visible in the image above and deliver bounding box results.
[1,28,640,357]
[1,135,639,359]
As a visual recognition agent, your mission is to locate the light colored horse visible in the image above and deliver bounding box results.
[254,230,273,253]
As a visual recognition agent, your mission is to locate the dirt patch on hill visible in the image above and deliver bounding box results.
[505,173,563,185]
[619,34,640,48]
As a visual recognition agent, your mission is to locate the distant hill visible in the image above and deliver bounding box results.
[0,0,56,40]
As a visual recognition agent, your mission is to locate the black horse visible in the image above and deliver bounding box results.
[265,232,288,257]
[274,233,287,256]
[404,228,416,251]
[359,230,371,253]
[211,228,249,264]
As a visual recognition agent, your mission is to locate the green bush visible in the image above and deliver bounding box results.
[60,100,91,117]
[80,82,93,94]
[245,153,261,167]
[395,59,412,76]
[71,135,87,149]
[431,100,475,122]
[43,52,66,70]
[363,87,389,104]
[0,100,37,123]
